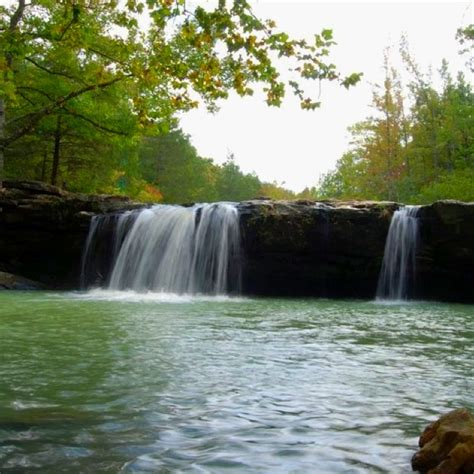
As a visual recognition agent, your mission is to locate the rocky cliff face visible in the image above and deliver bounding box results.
[238,200,398,298]
[0,181,472,302]
[239,199,474,301]
[0,181,141,289]
[416,202,474,303]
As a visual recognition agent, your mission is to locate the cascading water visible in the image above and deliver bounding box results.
[376,206,420,301]
[81,203,241,295]
[80,211,137,288]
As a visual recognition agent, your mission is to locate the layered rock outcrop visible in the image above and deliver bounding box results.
[0,181,141,289]
[238,200,397,297]
[416,202,474,302]
[0,181,473,301]
[239,199,474,301]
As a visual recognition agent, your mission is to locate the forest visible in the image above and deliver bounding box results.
[1,0,358,202]
[0,2,472,203]
[316,30,474,204]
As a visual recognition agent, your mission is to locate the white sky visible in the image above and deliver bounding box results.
[180,1,472,191]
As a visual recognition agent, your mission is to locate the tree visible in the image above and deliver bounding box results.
[259,181,296,200]
[138,131,280,203]
[315,32,473,203]
[138,129,219,203]
[355,50,409,200]
[215,153,261,201]
[316,150,368,200]
[456,24,473,72]
[317,50,409,201]
[0,0,361,189]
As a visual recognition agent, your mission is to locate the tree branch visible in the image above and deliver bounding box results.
[16,90,37,107]
[3,75,129,146]
[62,106,128,135]
[87,47,126,66]
[58,75,127,105]
[25,57,84,83]
[9,0,26,31]
[16,85,55,102]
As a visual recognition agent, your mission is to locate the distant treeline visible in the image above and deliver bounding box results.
[6,124,299,202]
[313,33,474,203]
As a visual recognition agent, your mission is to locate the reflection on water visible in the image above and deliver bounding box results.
[0,292,473,472]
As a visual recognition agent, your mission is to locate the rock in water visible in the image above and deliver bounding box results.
[0,271,46,290]
[412,408,474,473]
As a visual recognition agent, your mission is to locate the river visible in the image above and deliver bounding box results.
[0,291,472,472]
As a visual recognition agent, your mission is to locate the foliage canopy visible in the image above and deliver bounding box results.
[0,0,361,191]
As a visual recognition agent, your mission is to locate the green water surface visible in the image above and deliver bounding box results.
[0,290,472,473]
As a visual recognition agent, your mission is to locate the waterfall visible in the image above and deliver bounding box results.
[80,211,136,289]
[81,203,241,295]
[376,206,420,301]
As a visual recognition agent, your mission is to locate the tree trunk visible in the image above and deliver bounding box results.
[400,108,410,178]
[430,109,439,172]
[384,98,394,201]
[51,116,62,186]
[41,148,48,182]
[2,1,27,189]
[0,98,4,188]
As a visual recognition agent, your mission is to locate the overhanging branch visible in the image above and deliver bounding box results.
[62,106,128,136]
[3,75,130,146]
[25,57,84,83]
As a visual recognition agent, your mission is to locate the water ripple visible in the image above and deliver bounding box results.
[0,292,472,472]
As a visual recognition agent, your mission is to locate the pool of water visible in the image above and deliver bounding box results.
[0,291,472,472]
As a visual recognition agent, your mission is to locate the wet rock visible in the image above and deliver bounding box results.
[237,198,474,301]
[3,179,67,196]
[0,181,142,289]
[416,201,474,302]
[238,199,399,298]
[412,408,474,474]
[0,271,47,290]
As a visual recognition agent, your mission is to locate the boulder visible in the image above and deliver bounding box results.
[0,271,47,290]
[3,180,67,196]
[412,408,474,473]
